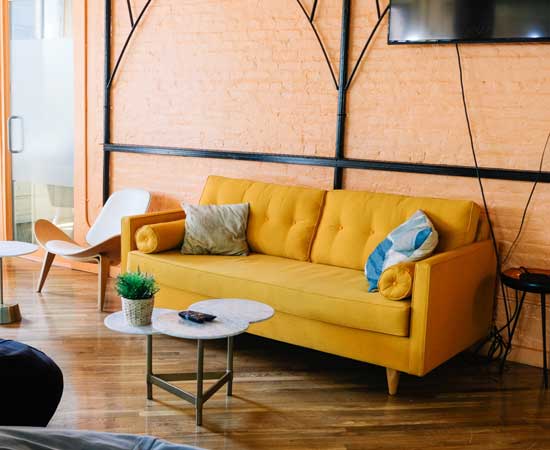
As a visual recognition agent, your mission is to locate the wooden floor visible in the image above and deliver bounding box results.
[2,258,550,449]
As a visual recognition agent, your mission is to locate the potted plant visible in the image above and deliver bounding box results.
[115,269,159,326]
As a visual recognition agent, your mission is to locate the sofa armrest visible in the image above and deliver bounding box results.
[408,240,496,376]
[121,209,185,272]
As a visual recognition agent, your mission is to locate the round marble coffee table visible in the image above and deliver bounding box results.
[153,312,249,340]
[0,241,38,324]
[151,299,275,426]
[189,299,274,324]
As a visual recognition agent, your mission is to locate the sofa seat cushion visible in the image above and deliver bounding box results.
[127,251,411,337]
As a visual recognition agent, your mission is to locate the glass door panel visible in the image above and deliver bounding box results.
[8,0,74,242]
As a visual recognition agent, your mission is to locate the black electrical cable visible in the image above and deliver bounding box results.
[486,135,550,363]
[456,43,550,364]
[456,44,501,265]
[502,132,550,266]
[455,44,513,363]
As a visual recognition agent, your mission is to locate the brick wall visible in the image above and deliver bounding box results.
[83,0,550,367]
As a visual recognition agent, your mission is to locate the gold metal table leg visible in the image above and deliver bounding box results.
[147,336,235,426]
[146,335,153,400]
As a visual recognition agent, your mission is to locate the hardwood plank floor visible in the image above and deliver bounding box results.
[1,258,549,449]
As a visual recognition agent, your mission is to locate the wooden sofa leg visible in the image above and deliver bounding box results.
[36,252,55,293]
[98,256,110,311]
[386,368,400,395]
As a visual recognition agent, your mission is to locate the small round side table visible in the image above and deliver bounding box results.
[0,241,38,324]
[104,308,171,400]
[501,267,550,388]
[105,300,275,426]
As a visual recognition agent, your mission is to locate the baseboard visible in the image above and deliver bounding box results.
[506,345,546,369]
[477,339,545,369]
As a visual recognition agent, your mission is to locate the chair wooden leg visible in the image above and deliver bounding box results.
[36,252,55,293]
[98,256,110,311]
[386,368,400,395]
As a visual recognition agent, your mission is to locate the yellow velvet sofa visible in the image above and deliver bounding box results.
[121,176,496,394]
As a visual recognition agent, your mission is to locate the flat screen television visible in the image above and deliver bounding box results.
[388,0,550,45]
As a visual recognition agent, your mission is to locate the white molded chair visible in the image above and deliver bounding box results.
[34,189,151,311]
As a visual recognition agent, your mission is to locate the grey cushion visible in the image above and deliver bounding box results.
[0,427,203,450]
[181,203,249,256]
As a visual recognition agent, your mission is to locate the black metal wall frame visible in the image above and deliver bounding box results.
[102,0,550,203]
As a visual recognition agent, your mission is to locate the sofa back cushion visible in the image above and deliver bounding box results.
[200,176,326,261]
[311,190,481,271]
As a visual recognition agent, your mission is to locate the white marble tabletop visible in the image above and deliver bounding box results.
[0,241,38,258]
[104,308,172,335]
[153,311,249,340]
[189,299,274,324]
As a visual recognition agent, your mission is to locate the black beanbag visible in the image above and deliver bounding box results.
[0,340,63,427]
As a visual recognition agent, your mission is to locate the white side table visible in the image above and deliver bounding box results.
[0,241,38,324]
[104,308,171,400]
[105,300,275,427]
[152,311,250,426]
[152,299,275,426]
[189,299,275,324]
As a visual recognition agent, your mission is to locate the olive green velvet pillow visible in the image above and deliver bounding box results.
[181,203,249,256]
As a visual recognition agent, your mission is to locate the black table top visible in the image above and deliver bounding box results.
[501,268,550,295]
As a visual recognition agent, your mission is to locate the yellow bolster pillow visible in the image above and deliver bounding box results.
[135,219,185,254]
[378,262,415,301]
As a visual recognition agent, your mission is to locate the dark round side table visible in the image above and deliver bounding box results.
[501,268,550,388]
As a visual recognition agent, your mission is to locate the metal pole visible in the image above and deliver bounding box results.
[334,0,351,189]
[146,335,153,400]
[227,336,234,396]
[0,258,3,305]
[499,291,526,373]
[126,0,135,26]
[542,293,548,389]
[196,340,204,426]
[103,0,112,204]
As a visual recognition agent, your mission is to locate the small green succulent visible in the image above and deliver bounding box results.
[115,269,159,300]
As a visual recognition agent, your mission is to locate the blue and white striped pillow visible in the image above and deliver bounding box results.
[365,210,439,292]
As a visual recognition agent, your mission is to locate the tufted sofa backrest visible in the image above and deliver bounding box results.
[200,176,482,269]
[200,176,326,261]
[310,190,481,271]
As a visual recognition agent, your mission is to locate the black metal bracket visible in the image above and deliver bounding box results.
[103,0,112,203]
[333,0,350,188]
[102,0,550,204]
[295,0,338,90]
[107,0,153,90]
[347,4,389,89]
[103,0,154,202]
[104,143,550,183]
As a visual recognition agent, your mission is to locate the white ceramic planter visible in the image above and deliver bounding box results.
[121,296,155,326]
